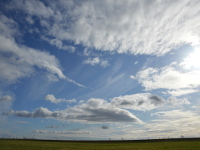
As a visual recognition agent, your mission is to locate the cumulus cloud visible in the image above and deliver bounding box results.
[45,94,76,104]
[83,57,109,67]
[111,93,165,111]
[136,66,200,92]
[0,14,84,87]
[3,98,143,124]
[8,0,200,55]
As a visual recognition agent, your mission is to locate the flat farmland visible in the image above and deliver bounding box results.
[0,138,200,150]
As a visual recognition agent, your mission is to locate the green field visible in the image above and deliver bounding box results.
[0,139,200,150]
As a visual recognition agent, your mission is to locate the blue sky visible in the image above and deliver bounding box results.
[1,0,200,140]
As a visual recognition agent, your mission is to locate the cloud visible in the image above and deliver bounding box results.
[168,89,198,97]
[0,14,84,87]
[9,0,200,55]
[101,125,109,129]
[42,37,76,52]
[152,109,197,119]
[45,74,59,82]
[17,121,30,124]
[111,93,165,111]
[34,130,91,134]
[0,95,13,101]
[146,109,200,137]
[130,75,136,80]
[136,65,200,92]
[0,94,14,114]
[46,125,58,128]
[11,0,54,19]
[83,57,109,67]
[3,98,143,124]
[167,97,190,106]
[45,94,76,104]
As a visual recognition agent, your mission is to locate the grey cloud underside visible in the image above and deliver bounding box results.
[101,125,109,129]
[111,93,165,111]
[2,94,189,123]
[10,0,200,55]
[3,98,142,123]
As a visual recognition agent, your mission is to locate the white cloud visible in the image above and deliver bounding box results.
[0,94,14,124]
[136,66,200,91]
[10,0,200,55]
[0,14,84,87]
[45,94,76,104]
[83,57,109,67]
[111,93,165,111]
[45,74,59,82]
[152,109,196,119]
[144,109,200,138]
[42,37,75,52]
[168,89,198,97]
[13,0,54,19]
[167,97,190,105]
[3,98,143,124]
[130,75,136,80]
[0,95,13,101]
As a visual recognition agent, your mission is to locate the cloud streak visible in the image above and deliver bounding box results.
[45,94,76,104]
[34,130,91,134]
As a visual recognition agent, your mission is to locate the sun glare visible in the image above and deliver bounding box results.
[182,49,200,69]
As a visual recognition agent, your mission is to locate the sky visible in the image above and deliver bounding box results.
[0,0,200,140]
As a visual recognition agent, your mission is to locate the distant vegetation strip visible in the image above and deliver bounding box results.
[1,138,200,150]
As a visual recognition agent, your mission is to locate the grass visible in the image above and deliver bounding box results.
[0,139,200,150]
